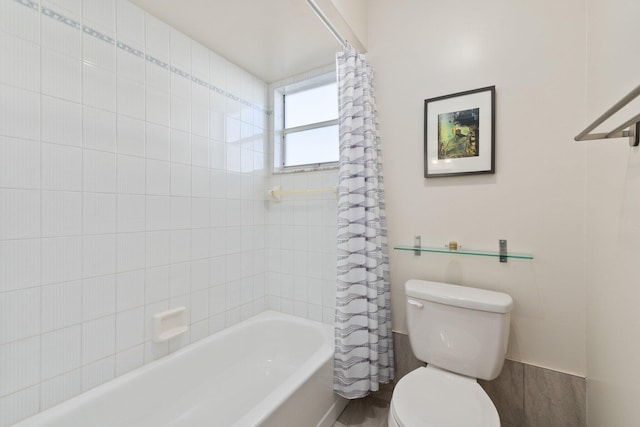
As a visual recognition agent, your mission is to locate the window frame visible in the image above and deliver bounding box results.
[271,70,339,173]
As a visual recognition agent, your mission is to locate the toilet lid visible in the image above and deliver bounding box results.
[391,366,500,427]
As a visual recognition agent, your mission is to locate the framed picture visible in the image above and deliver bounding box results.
[424,86,495,178]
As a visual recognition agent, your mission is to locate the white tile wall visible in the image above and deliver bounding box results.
[266,169,339,324]
[0,0,269,424]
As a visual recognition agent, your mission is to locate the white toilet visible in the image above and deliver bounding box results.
[388,279,513,427]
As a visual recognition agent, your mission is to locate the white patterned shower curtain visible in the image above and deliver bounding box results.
[333,47,394,399]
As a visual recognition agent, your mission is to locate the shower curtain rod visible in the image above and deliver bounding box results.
[305,0,348,49]
[574,83,640,147]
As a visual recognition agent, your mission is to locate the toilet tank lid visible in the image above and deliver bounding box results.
[405,279,513,313]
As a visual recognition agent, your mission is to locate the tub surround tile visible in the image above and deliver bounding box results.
[40,369,82,411]
[0,337,40,397]
[82,106,116,152]
[41,191,82,237]
[81,356,115,392]
[115,344,143,376]
[0,136,41,189]
[0,1,270,424]
[41,49,82,103]
[41,143,82,191]
[0,0,40,44]
[0,239,41,293]
[0,288,41,345]
[42,96,83,147]
[0,385,40,427]
[0,84,40,141]
[40,326,82,380]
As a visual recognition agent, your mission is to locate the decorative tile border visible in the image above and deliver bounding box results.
[83,26,115,45]
[42,7,81,30]
[15,0,271,115]
[117,41,144,59]
[146,55,169,70]
[14,0,38,10]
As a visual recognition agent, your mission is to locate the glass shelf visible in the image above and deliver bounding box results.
[393,245,534,260]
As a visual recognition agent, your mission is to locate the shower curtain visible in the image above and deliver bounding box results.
[333,47,394,399]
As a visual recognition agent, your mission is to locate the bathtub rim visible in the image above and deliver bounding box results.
[233,311,335,426]
[13,310,336,427]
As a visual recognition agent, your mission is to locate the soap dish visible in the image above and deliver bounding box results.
[152,306,188,342]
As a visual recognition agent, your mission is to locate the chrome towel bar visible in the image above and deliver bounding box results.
[575,83,640,146]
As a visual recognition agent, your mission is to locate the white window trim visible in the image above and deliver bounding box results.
[270,66,339,174]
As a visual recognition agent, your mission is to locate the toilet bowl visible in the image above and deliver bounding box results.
[388,366,499,427]
[388,279,513,427]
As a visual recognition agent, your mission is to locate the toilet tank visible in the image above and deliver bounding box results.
[405,279,513,381]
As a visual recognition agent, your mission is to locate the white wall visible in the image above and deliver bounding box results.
[585,0,640,424]
[0,0,268,424]
[368,0,587,375]
[330,0,368,48]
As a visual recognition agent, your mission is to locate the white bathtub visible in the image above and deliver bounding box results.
[15,311,348,427]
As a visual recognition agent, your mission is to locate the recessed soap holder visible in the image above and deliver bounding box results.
[152,306,188,343]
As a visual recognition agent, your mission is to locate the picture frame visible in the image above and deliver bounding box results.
[424,86,495,178]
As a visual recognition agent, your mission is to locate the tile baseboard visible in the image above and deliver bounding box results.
[392,332,586,427]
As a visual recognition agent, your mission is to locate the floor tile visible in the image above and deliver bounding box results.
[333,384,394,427]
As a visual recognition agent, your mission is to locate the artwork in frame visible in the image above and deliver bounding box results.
[424,86,495,178]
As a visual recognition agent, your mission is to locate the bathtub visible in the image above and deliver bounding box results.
[15,311,348,427]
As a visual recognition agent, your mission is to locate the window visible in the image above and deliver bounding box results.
[272,72,339,171]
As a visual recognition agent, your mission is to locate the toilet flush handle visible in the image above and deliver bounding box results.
[407,299,423,309]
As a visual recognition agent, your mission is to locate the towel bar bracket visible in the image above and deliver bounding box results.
[629,122,639,147]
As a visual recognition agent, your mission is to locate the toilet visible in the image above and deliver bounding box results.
[389,279,513,427]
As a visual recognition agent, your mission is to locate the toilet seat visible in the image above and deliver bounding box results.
[390,366,500,427]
